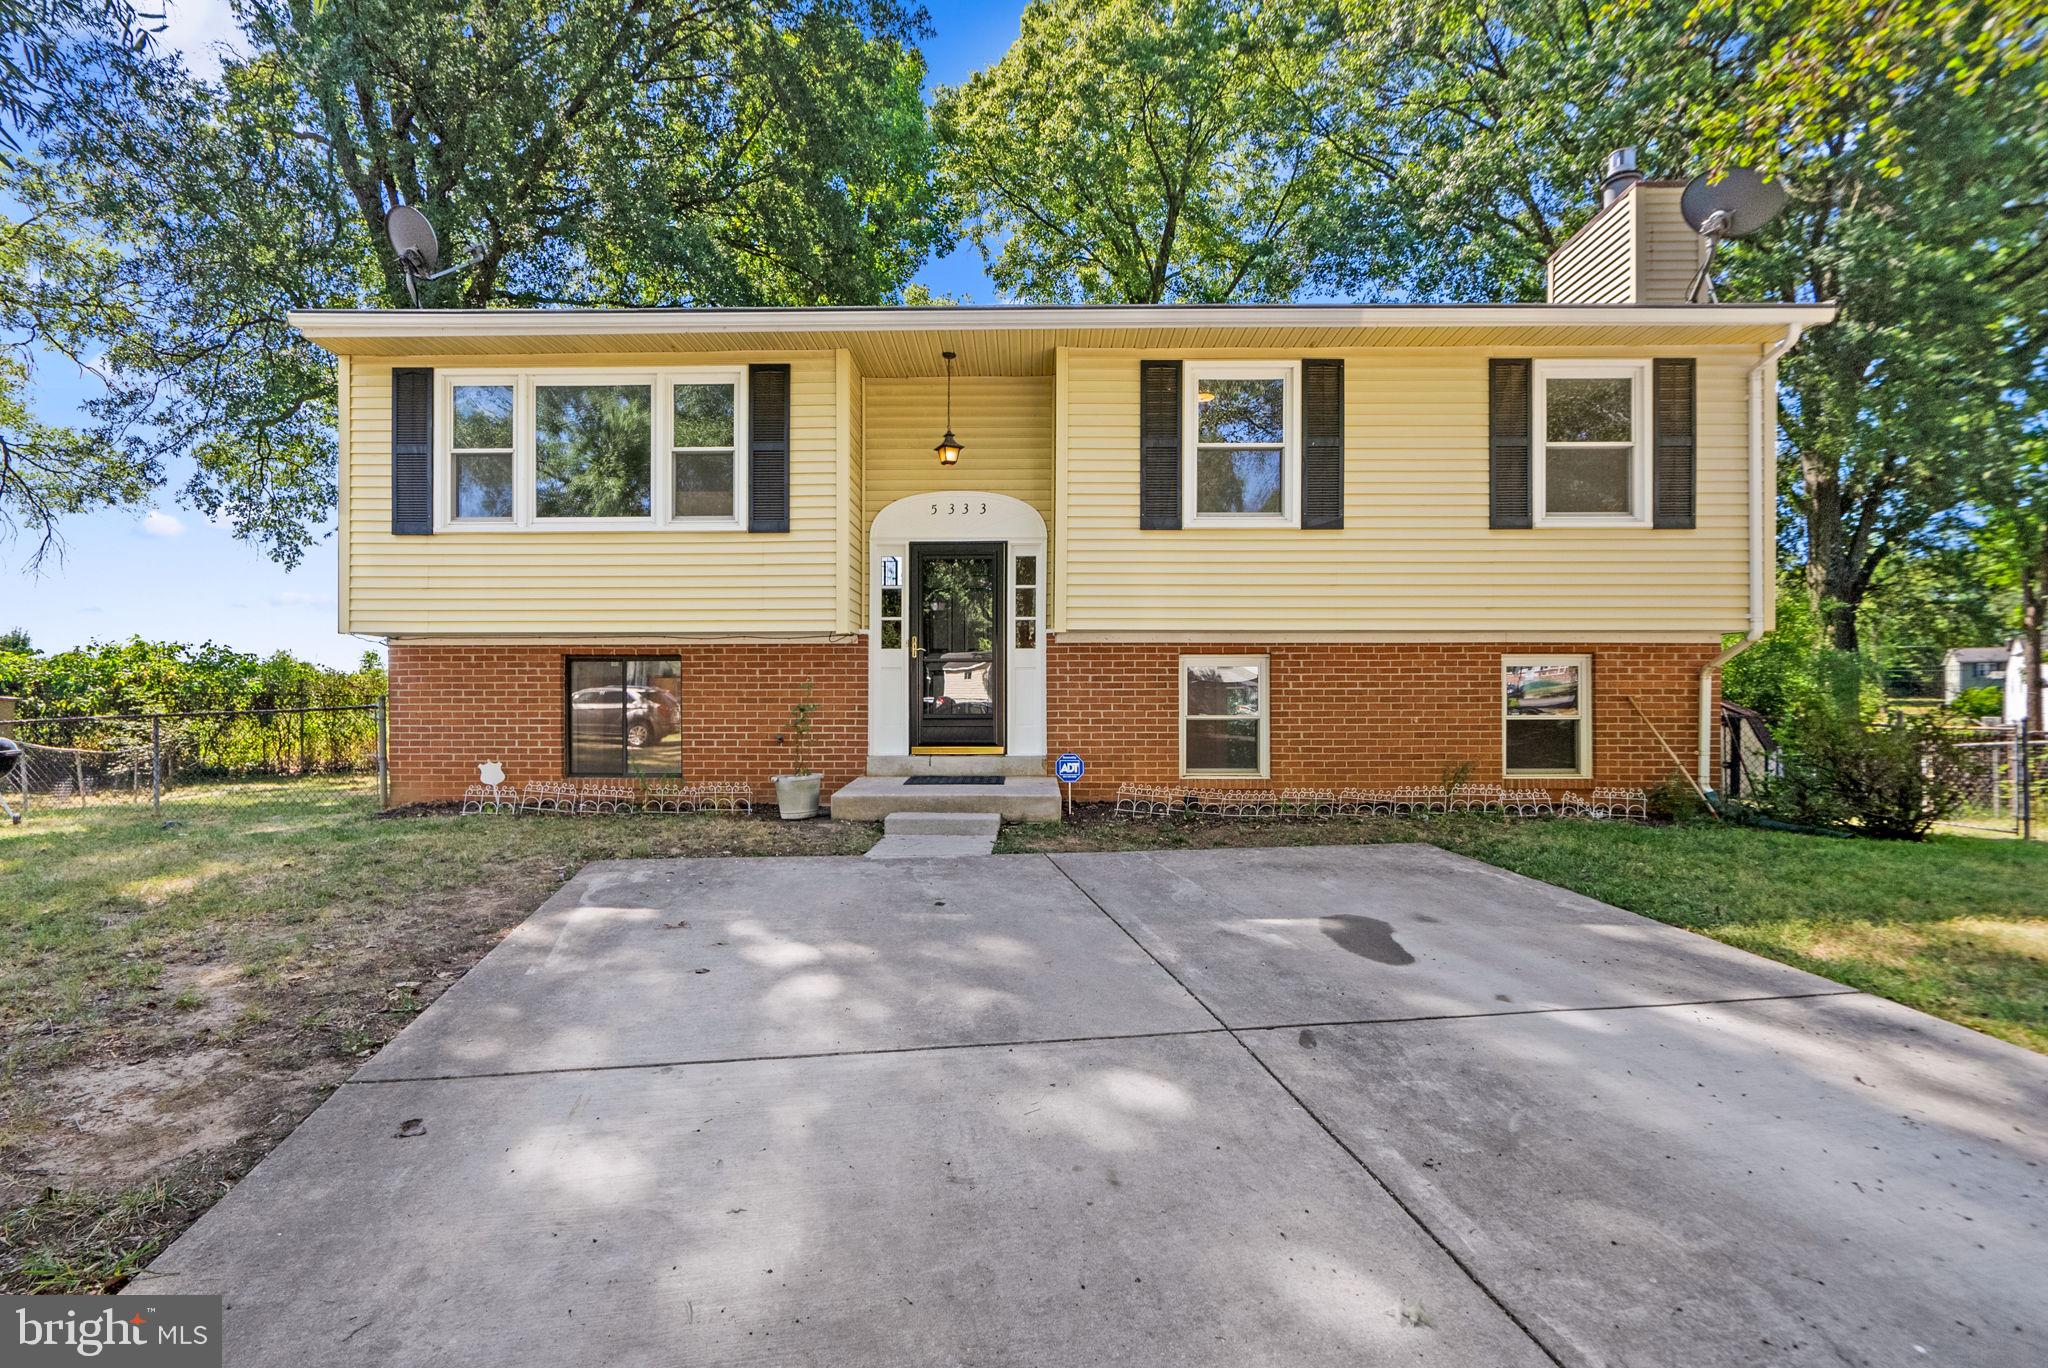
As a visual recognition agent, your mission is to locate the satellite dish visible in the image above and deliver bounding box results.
[1681,167,1787,302]
[386,204,440,273]
[1681,167,1787,239]
[383,202,480,307]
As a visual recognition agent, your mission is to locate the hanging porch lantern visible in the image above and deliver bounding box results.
[934,350,963,466]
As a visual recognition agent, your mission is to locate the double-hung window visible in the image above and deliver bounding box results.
[439,368,746,529]
[1532,360,1650,526]
[1181,655,1269,778]
[450,384,516,521]
[1184,363,1298,526]
[1503,655,1591,778]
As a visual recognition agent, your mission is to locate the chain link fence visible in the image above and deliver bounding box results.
[1943,726,2043,839]
[3,703,387,824]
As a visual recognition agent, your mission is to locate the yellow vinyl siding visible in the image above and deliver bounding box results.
[1550,185,1700,305]
[342,350,841,636]
[1632,186,1701,303]
[843,350,866,630]
[1548,202,1634,303]
[861,375,1054,527]
[1057,346,1755,637]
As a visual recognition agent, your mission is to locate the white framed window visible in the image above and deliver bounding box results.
[1531,360,1650,527]
[449,381,516,522]
[1184,362,1299,527]
[1502,655,1592,778]
[1012,552,1040,650]
[1181,654,1269,778]
[436,367,747,530]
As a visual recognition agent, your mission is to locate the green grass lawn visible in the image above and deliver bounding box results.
[3,789,2042,1293]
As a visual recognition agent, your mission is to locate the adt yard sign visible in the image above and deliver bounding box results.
[1055,752,1084,814]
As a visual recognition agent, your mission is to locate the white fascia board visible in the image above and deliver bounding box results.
[288,301,1840,342]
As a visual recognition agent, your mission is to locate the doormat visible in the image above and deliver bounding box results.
[904,775,1005,786]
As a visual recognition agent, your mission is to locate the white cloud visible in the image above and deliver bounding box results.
[158,0,249,82]
[140,510,185,537]
[269,590,335,608]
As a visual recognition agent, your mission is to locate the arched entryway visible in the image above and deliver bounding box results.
[868,492,1048,760]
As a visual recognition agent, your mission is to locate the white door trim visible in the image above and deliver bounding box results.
[869,492,1048,758]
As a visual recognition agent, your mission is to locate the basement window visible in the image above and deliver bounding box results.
[1181,655,1268,778]
[565,656,682,777]
[1503,656,1591,778]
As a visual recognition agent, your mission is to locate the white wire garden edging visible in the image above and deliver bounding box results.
[457,777,755,817]
[1113,781,1650,822]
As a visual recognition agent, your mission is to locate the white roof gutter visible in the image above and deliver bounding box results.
[288,301,1839,341]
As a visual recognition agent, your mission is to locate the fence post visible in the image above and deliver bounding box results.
[376,697,390,810]
[151,714,162,821]
[2022,722,2033,843]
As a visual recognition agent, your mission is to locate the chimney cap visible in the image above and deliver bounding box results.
[1601,147,1645,206]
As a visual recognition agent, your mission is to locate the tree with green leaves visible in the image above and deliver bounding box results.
[934,0,1360,303]
[0,0,159,568]
[1309,0,2048,663]
[8,0,947,566]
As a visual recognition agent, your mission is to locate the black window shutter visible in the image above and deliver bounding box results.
[1301,358,1344,529]
[391,367,434,535]
[748,363,791,533]
[1488,358,1533,529]
[1138,359,1181,529]
[1652,358,1697,529]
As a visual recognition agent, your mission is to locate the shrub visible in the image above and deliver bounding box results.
[1749,711,1968,840]
[1949,685,2004,720]
[1646,770,1709,823]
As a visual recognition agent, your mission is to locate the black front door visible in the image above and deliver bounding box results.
[909,542,1004,749]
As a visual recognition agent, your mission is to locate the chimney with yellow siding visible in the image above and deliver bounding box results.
[1546,150,1705,304]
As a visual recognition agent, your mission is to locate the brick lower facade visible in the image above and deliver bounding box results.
[1044,639,1720,803]
[386,641,866,806]
[385,638,1717,807]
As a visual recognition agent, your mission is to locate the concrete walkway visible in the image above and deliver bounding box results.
[130,845,2048,1367]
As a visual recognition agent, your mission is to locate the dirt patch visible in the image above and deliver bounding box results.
[29,1049,319,1190]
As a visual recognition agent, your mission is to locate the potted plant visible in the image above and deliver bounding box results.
[773,680,823,819]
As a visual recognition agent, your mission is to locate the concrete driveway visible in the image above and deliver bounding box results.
[131,845,2048,1366]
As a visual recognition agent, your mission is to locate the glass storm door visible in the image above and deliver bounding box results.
[910,542,1005,749]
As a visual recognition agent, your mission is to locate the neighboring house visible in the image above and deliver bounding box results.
[290,170,1834,810]
[2004,639,2046,727]
[1942,646,2008,703]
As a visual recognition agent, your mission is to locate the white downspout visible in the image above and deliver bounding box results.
[1699,324,1804,792]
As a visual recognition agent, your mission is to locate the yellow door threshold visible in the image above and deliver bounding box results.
[911,745,1006,755]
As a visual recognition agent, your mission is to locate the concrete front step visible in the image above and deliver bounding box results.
[829,776,1061,822]
[865,753,1049,777]
[884,811,1002,838]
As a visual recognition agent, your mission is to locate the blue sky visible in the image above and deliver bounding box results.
[6,0,1022,668]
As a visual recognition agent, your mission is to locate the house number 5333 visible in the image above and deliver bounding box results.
[930,501,988,517]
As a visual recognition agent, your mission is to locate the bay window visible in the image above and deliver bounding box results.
[439,368,746,528]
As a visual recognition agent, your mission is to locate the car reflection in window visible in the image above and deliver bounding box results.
[571,684,681,748]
